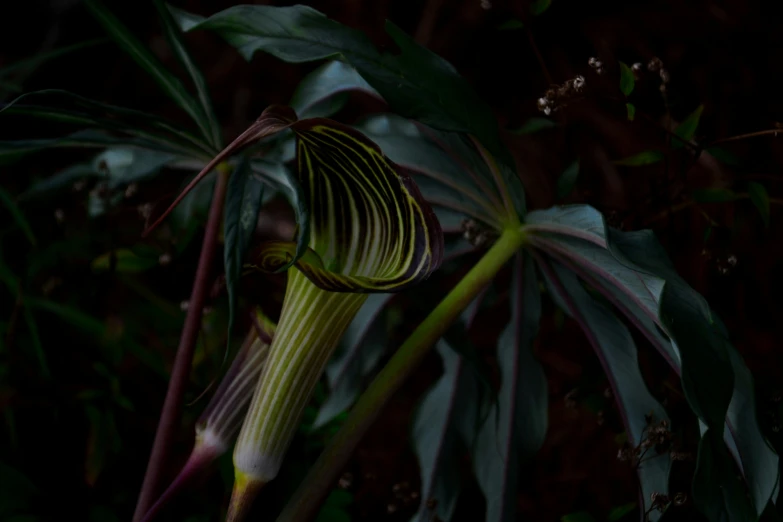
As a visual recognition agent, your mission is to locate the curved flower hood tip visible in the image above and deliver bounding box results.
[160,106,443,521]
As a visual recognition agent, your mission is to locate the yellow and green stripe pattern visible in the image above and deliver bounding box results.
[233,269,367,482]
[180,105,443,520]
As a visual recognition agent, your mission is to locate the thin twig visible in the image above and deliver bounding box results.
[707,129,782,147]
[132,167,231,522]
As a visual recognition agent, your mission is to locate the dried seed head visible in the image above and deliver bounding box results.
[588,58,603,71]
[670,451,693,461]
[647,57,664,72]
[461,218,495,247]
[537,76,586,114]
[650,492,671,512]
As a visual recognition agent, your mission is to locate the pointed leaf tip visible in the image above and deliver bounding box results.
[143,106,298,236]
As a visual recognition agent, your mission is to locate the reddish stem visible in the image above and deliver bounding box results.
[132,167,230,522]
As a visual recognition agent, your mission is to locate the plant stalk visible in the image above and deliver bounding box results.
[132,165,231,522]
[276,227,527,522]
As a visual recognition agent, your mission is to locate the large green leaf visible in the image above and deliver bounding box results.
[85,0,219,149]
[471,254,547,522]
[290,61,379,120]
[608,229,779,517]
[223,156,263,340]
[168,3,514,169]
[538,258,670,520]
[357,114,512,229]
[314,293,393,428]
[693,429,757,522]
[524,207,777,519]
[410,298,484,522]
[524,204,607,245]
[153,0,222,149]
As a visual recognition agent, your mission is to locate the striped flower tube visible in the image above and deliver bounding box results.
[155,106,443,521]
[195,310,275,458]
[141,310,276,522]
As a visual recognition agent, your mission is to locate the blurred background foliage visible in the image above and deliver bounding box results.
[2,0,783,521]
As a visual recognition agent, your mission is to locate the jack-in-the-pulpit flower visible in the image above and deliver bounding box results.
[154,105,443,521]
[141,310,275,522]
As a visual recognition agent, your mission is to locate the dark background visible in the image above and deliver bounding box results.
[1,0,783,521]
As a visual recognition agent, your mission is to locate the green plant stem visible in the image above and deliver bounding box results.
[276,227,527,522]
[132,164,231,522]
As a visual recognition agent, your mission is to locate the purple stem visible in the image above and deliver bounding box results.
[139,445,222,522]
[132,169,230,522]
